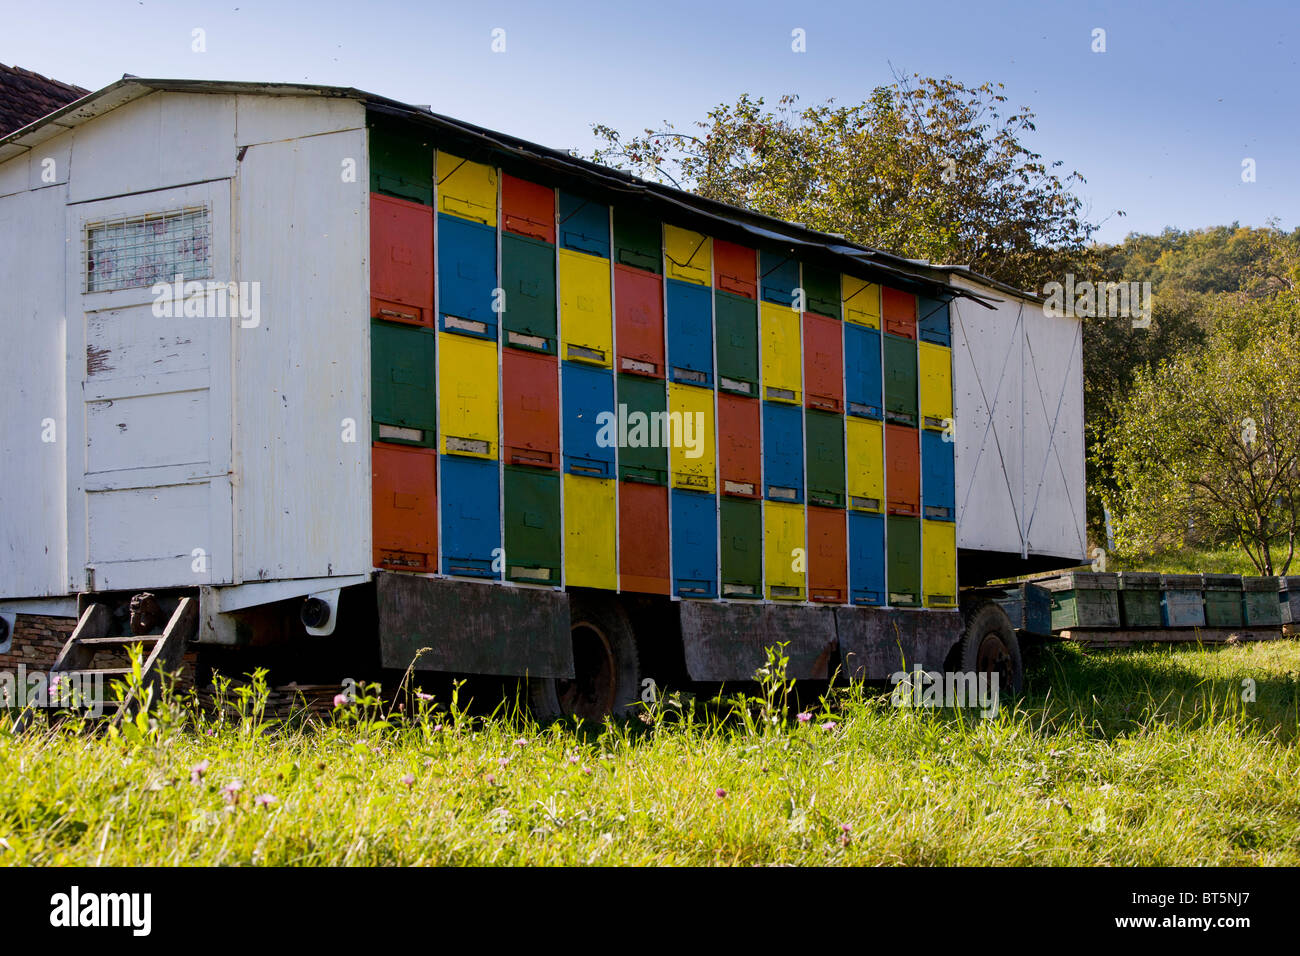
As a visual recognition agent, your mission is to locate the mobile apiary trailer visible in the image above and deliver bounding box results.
[0,79,1087,716]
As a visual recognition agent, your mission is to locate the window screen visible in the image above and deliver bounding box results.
[84,206,211,293]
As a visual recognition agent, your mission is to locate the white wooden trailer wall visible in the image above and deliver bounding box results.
[0,91,371,607]
[948,273,1087,563]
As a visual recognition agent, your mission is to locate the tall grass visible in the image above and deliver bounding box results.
[1109,543,1289,575]
[1,640,1297,866]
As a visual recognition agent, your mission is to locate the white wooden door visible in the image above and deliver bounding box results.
[66,181,234,592]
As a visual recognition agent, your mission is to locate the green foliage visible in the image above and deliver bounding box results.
[3,641,1299,865]
[1083,225,1300,545]
[1104,294,1300,574]
[591,77,1100,291]
[1093,222,1300,299]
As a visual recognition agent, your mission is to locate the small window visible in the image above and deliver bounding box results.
[84,206,211,293]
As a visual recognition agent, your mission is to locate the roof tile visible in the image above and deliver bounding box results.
[0,62,88,136]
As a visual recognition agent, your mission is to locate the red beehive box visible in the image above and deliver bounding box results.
[713,239,757,298]
[370,193,434,327]
[614,264,665,378]
[807,505,847,603]
[372,442,438,571]
[502,173,555,244]
[803,312,844,413]
[717,391,761,498]
[619,481,670,594]
[882,286,917,339]
[502,347,560,469]
[885,424,920,515]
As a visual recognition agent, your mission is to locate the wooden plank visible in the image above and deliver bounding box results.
[110,595,197,725]
[1059,627,1286,646]
[681,601,840,681]
[376,573,573,679]
[50,603,112,673]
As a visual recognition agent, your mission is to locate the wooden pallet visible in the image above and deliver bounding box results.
[1058,626,1288,647]
[50,596,197,723]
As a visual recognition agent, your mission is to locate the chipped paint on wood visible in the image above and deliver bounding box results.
[85,344,114,376]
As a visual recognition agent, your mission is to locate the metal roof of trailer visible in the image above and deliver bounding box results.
[0,75,1033,306]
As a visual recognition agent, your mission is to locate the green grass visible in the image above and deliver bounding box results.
[2,640,1299,866]
[1109,543,1293,576]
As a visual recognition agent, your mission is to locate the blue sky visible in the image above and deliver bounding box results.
[3,0,1295,243]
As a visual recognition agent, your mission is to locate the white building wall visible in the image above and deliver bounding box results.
[0,91,371,601]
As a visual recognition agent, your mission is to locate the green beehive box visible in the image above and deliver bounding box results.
[613,207,662,273]
[1283,576,1300,626]
[1160,573,1206,627]
[719,496,762,599]
[503,466,561,585]
[368,116,434,205]
[1041,572,1120,630]
[883,334,918,427]
[501,232,558,350]
[801,263,841,320]
[1202,574,1243,627]
[805,410,846,508]
[1242,576,1282,627]
[714,291,759,397]
[371,319,436,447]
[616,374,667,485]
[1118,571,1163,627]
[886,515,921,607]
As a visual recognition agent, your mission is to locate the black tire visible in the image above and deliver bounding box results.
[957,601,1024,696]
[528,594,642,721]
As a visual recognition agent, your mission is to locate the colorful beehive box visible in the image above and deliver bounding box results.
[1242,576,1283,627]
[993,582,1053,636]
[1203,574,1244,627]
[1160,574,1206,627]
[1117,571,1163,628]
[1041,572,1120,630]
[1283,576,1300,625]
[365,116,967,611]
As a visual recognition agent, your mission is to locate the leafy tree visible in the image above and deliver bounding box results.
[1092,223,1300,299]
[1082,288,1207,544]
[1081,224,1300,544]
[590,77,1103,291]
[1104,293,1300,574]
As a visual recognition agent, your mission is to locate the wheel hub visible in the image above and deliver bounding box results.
[976,631,1013,690]
[554,623,616,720]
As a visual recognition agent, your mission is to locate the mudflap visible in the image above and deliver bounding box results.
[680,601,838,681]
[375,572,574,679]
[835,606,963,680]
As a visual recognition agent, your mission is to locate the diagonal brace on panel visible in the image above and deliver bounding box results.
[955,300,1024,545]
[1023,321,1086,556]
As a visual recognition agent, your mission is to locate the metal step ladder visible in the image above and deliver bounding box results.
[50,595,197,723]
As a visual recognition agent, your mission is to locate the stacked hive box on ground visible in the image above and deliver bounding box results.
[1043,572,1121,629]
[366,114,959,609]
[1242,576,1283,626]
[1117,571,1163,627]
[1284,576,1300,625]
[1203,574,1244,626]
[1160,574,1206,627]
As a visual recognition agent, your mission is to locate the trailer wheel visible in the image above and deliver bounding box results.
[528,596,642,722]
[957,601,1024,697]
